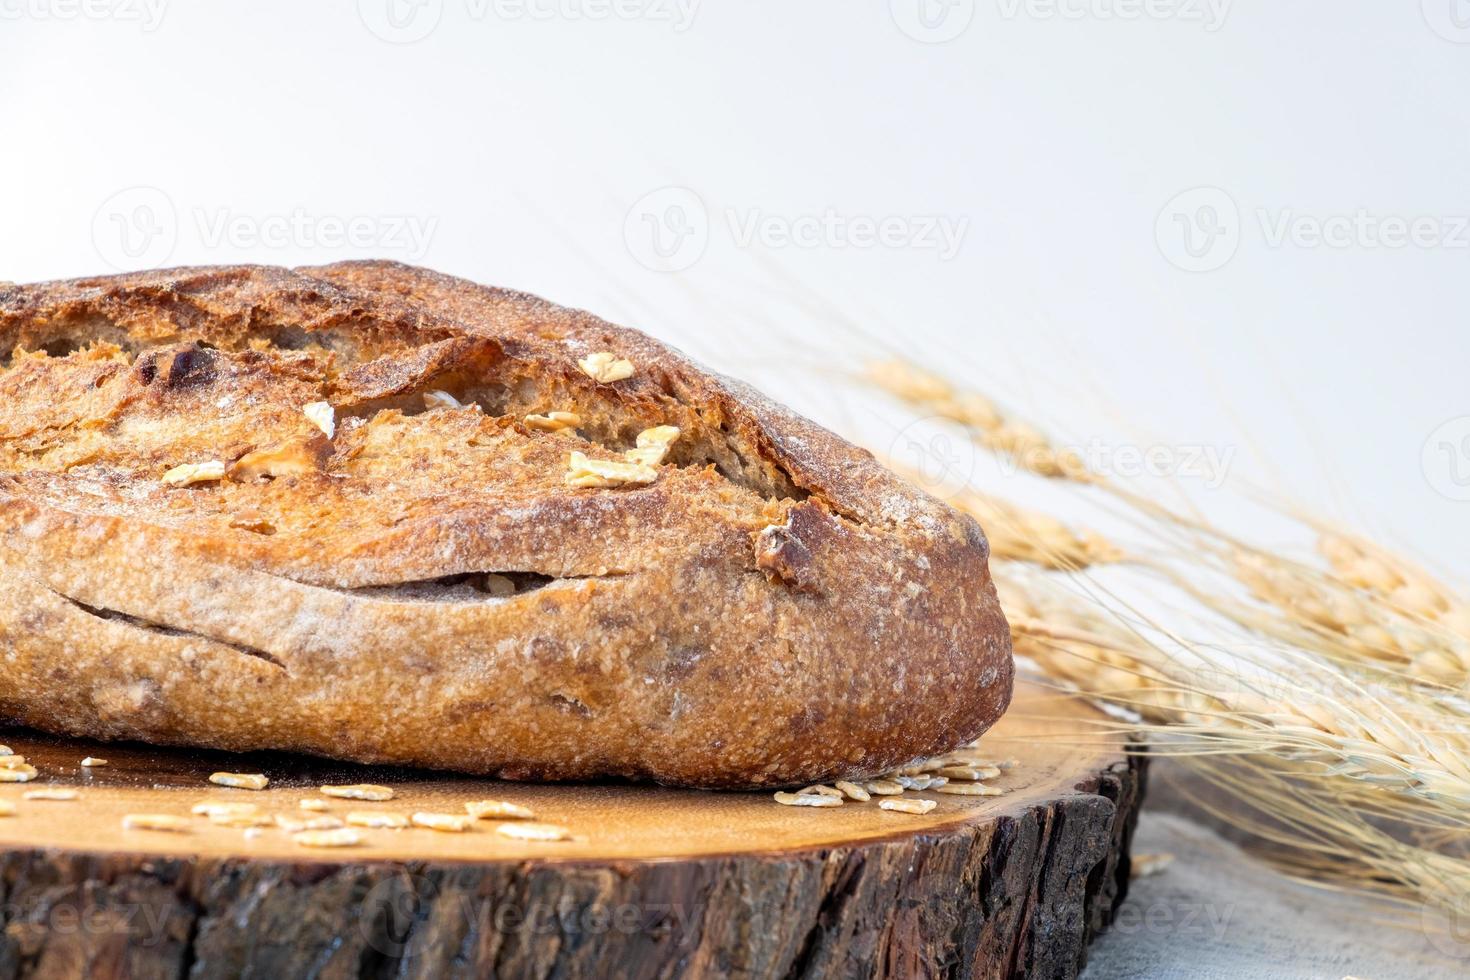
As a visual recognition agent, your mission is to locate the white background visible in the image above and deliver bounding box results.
[2,0,1468,573]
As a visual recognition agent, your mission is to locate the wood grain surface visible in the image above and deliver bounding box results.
[0,681,1145,979]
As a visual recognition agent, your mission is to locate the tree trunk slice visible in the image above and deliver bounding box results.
[0,681,1144,979]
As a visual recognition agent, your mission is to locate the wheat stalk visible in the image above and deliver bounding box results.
[866,355,1470,913]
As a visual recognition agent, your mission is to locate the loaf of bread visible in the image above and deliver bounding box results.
[0,262,1012,788]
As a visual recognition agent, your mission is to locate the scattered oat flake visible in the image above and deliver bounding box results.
[276,814,345,833]
[209,772,268,790]
[192,801,260,818]
[897,775,946,791]
[577,351,634,383]
[123,814,191,833]
[0,745,12,756]
[880,798,937,815]
[936,766,1000,781]
[773,791,842,808]
[1131,853,1175,879]
[465,800,535,821]
[496,822,572,841]
[0,756,29,768]
[0,765,37,783]
[934,783,1004,796]
[80,757,107,767]
[321,784,394,801]
[524,411,581,432]
[834,780,871,802]
[864,780,905,796]
[412,812,474,833]
[423,389,464,411]
[347,811,409,829]
[624,425,681,466]
[299,798,330,811]
[798,784,844,798]
[565,450,658,489]
[212,811,274,828]
[243,827,264,840]
[303,401,336,439]
[162,461,225,486]
[294,828,362,848]
[23,788,77,801]
[229,440,320,481]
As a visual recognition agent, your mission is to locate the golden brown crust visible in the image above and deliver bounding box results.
[0,262,1012,788]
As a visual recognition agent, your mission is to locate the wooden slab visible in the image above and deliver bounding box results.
[0,681,1144,979]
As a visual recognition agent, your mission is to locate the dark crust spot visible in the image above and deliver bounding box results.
[753,501,830,595]
[135,343,217,390]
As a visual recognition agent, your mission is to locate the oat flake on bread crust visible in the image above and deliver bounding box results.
[0,262,1012,788]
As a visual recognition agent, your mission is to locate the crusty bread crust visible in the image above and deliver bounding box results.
[0,262,1012,788]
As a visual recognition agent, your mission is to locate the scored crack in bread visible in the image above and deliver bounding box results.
[0,262,1012,789]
